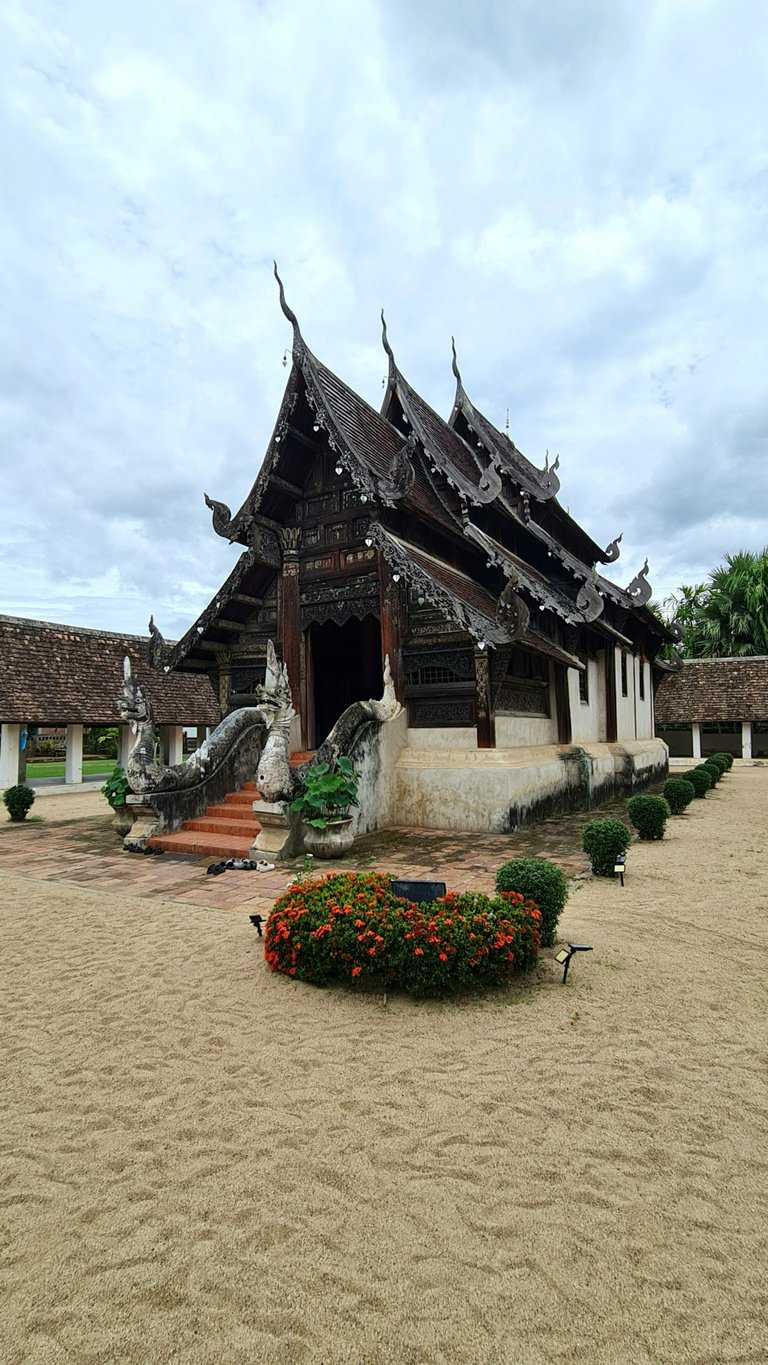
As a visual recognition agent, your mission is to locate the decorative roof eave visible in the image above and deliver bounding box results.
[366,524,507,647]
[167,549,264,670]
[461,518,599,625]
[524,628,586,672]
[449,340,560,504]
[381,318,503,508]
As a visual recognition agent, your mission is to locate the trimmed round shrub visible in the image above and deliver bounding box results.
[581,818,631,876]
[712,751,734,770]
[663,777,695,814]
[495,858,568,947]
[701,760,722,786]
[627,794,671,840]
[705,754,728,776]
[3,784,36,822]
[264,872,541,996]
[684,768,712,797]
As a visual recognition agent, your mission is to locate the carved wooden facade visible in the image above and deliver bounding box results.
[164,270,670,750]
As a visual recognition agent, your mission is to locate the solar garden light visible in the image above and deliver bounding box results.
[614,853,627,887]
[554,943,593,984]
[249,914,266,937]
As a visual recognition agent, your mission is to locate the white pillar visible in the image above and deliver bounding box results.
[64,724,84,784]
[741,721,752,759]
[692,722,702,759]
[118,725,132,767]
[167,725,183,765]
[0,724,21,789]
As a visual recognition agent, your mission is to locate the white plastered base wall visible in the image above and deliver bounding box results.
[385,738,668,834]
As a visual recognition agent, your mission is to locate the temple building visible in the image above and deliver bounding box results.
[155,270,669,831]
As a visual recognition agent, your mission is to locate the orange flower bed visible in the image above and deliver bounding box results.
[264,872,541,996]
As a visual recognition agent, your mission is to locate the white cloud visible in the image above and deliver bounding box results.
[0,0,767,637]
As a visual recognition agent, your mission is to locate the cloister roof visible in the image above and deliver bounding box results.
[655,657,768,724]
[0,616,222,726]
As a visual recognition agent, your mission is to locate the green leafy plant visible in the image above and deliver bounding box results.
[663,778,695,814]
[581,818,631,876]
[3,784,36,822]
[627,794,671,840]
[290,757,360,829]
[495,857,568,947]
[101,765,130,810]
[712,751,734,770]
[683,768,711,797]
[705,755,728,777]
[264,872,541,995]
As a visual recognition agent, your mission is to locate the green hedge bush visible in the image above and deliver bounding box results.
[581,818,631,876]
[712,751,734,770]
[627,794,671,840]
[3,784,36,821]
[701,760,722,785]
[706,754,728,776]
[663,778,695,814]
[264,872,541,996]
[684,768,712,797]
[495,857,568,947]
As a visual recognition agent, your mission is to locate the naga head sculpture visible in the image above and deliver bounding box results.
[118,657,152,734]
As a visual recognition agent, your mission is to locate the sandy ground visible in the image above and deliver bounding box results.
[1,772,767,1364]
[1,787,107,824]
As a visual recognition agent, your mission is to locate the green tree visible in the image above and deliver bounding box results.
[666,549,768,657]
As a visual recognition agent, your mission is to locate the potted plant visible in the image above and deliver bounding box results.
[289,757,360,859]
[101,765,133,836]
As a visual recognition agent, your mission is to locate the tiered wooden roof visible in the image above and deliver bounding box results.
[172,267,669,669]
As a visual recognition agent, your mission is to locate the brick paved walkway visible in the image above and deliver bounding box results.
[0,797,635,915]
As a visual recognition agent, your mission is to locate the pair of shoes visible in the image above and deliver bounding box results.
[207,861,227,876]
[125,843,164,857]
[256,860,275,872]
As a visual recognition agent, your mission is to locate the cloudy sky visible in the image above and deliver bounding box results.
[1,0,766,639]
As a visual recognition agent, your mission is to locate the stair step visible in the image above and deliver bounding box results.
[223,791,260,806]
[147,832,255,857]
[185,817,261,836]
[290,751,315,766]
[206,803,259,820]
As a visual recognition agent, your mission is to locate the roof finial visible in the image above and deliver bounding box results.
[450,336,464,392]
[380,309,396,379]
[273,261,303,356]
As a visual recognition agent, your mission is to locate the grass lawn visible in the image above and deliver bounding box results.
[24,760,114,780]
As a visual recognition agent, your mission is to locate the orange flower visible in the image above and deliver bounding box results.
[438,952,448,962]
[351,965,362,978]
[414,948,424,957]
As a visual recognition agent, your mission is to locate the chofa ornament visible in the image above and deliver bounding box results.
[626,559,652,606]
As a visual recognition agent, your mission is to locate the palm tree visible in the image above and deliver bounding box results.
[669,549,768,657]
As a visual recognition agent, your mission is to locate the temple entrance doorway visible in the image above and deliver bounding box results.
[308,614,382,748]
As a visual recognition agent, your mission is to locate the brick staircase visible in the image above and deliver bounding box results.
[146,782,261,859]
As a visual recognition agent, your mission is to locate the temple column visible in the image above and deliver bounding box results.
[474,647,495,749]
[279,528,303,726]
[64,724,84,784]
[166,726,184,765]
[691,722,702,759]
[0,724,21,789]
[117,725,132,767]
[741,721,752,760]
[378,556,405,703]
